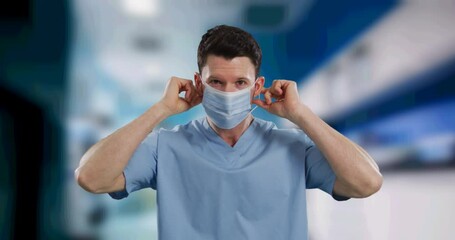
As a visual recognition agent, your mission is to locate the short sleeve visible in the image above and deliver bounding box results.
[303,134,349,201]
[109,131,159,199]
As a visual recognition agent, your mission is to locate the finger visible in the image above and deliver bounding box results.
[264,89,285,103]
[190,93,202,107]
[181,81,202,107]
[264,90,273,105]
[252,99,269,110]
[185,89,191,101]
[270,80,284,96]
[269,91,283,101]
[180,80,194,101]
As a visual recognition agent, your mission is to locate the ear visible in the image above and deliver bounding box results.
[194,72,203,95]
[253,76,265,98]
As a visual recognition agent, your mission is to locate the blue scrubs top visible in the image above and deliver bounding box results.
[109,117,348,240]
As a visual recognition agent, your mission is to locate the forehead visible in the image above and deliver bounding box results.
[201,55,256,81]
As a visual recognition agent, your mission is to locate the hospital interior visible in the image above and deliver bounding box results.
[1,0,454,239]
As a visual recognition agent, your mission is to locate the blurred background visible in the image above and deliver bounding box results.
[1,0,454,239]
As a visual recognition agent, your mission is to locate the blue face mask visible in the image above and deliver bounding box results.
[202,81,257,129]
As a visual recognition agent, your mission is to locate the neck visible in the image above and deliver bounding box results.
[208,114,254,147]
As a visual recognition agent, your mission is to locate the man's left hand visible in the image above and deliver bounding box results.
[252,79,302,122]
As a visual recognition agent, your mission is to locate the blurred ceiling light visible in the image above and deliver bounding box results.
[145,63,161,78]
[122,0,159,17]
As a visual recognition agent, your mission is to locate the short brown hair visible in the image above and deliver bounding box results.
[197,25,262,76]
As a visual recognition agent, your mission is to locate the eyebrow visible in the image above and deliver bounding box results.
[207,75,251,82]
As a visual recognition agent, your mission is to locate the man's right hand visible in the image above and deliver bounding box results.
[76,76,202,194]
[158,76,202,116]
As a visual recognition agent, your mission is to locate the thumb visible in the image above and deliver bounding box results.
[252,99,269,110]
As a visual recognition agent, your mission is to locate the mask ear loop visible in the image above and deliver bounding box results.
[250,105,258,114]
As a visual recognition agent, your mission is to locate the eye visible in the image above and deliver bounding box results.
[236,80,248,86]
[209,79,222,85]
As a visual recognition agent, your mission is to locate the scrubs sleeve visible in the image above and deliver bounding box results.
[109,131,159,199]
[303,134,349,201]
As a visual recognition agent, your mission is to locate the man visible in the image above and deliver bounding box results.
[75,25,382,239]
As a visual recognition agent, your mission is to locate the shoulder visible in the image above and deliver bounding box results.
[251,117,276,132]
[254,118,300,135]
[140,119,204,148]
[254,118,312,145]
[154,117,205,138]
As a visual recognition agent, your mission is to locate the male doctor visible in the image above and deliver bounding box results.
[76,24,382,240]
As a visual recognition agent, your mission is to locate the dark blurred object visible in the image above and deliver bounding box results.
[0,0,71,239]
[0,0,30,22]
[87,204,106,228]
[0,86,45,239]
